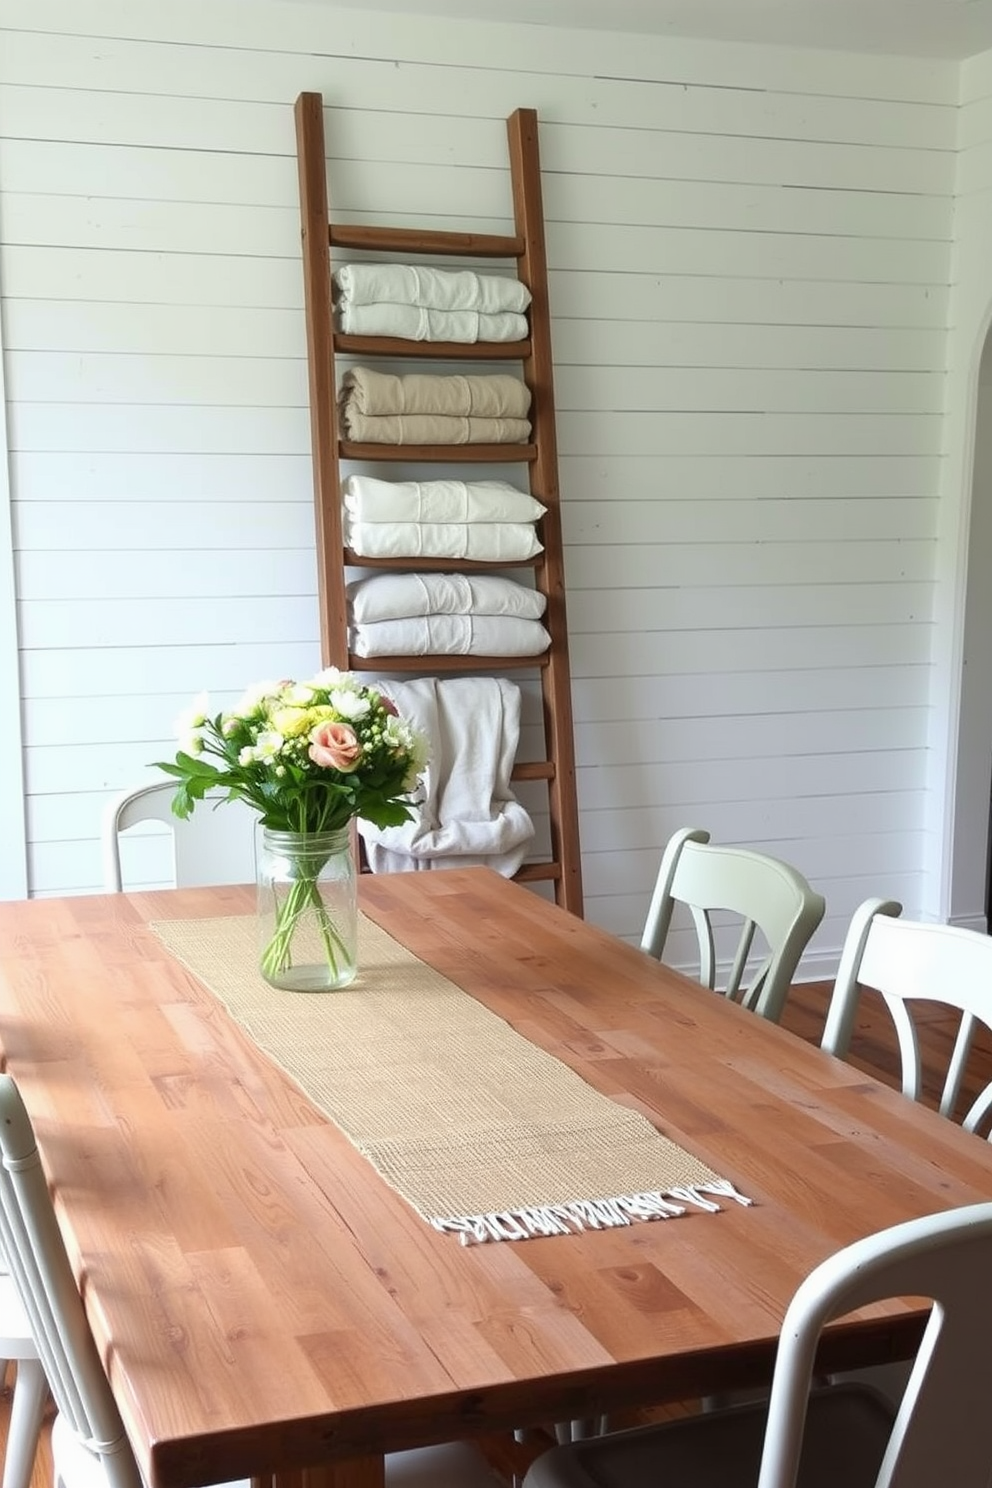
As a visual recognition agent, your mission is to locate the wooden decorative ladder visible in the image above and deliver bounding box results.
[294,92,583,916]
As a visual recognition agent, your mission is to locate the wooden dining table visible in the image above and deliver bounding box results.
[1,866,991,1488]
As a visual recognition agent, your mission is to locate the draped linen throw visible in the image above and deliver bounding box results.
[150,913,751,1244]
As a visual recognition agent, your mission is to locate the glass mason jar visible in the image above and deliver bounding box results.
[256,826,357,992]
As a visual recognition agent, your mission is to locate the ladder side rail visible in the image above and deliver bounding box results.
[507,107,584,917]
[294,92,349,669]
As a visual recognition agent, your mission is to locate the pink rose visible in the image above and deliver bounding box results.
[309,721,362,773]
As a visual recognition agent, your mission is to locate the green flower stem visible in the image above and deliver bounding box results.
[260,866,350,983]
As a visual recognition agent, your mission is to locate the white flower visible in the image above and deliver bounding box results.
[408,723,431,768]
[254,730,284,762]
[179,731,205,757]
[394,721,430,790]
[173,690,209,738]
[330,686,371,721]
[233,680,279,718]
[402,760,427,792]
[311,666,343,689]
[383,715,405,747]
[238,745,256,766]
[286,683,315,706]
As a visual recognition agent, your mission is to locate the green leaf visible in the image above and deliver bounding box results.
[359,800,415,830]
[173,752,224,781]
[151,760,187,779]
[170,786,195,820]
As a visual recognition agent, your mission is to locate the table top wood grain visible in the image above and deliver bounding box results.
[1,868,990,1488]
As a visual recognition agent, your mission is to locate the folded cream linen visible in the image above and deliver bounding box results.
[350,615,551,658]
[347,572,547,624]
[340,368,531,419]
[358,676,534,876]
[345,520,543,561]
[342,475,544,525]
[337,302,528,343]
[334,262,531,315]
[339,412,531,445]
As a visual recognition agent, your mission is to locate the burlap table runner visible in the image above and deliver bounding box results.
[151,913,750,1243]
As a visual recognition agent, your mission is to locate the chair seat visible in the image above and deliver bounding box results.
[385,1443,505,1488]
[526,1386,895,1488]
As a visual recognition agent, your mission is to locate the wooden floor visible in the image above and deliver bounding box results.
[4,975,988,1488]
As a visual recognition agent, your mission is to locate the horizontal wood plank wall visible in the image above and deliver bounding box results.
[0,0,957,973]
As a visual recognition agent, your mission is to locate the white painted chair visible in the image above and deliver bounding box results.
[0,1274,48,1488]
[523,1200,992,1488]
[821,904,992,1135]
[640,828,826,1024]
[102,781,258,892]
[0,1074,504,1488]
[3,778,256,1488]
[0,1071,189,1488]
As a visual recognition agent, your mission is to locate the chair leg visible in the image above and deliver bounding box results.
[555,1419,609,1443]
[2,1360,48,1488]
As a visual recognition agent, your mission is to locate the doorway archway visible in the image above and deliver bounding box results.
[950,324,992,933]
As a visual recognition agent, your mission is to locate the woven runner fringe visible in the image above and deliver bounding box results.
[432,1178,753,1245]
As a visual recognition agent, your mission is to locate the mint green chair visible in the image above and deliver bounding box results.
[641,828,825,1024]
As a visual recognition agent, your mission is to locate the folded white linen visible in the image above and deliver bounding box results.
[357,676,535,876]
[347,572,547,624]
[337,301,528,343]
[344,520,543,561]
[340,368,531,419]
[350,615,551,658]
[334,262,531,315]
[342,475,545,525]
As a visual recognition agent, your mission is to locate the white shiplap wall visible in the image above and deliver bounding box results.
[0,0,958,971]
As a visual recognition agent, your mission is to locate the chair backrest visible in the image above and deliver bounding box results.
[821,906,992,1136]
[640,827,826,1023]
[757,1201,992,1488]
[102,780,258,892]
[0,1075,143,1488]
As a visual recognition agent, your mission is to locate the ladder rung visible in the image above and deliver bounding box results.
[340,442,537,463]
[348,653,549,673]
[511,761,555,781]
[335,335,530,362]
[330,224,524,258]
[343,550,538,572]
[514,861,562,884]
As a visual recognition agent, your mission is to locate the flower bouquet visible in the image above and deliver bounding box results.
[156,670,429,991]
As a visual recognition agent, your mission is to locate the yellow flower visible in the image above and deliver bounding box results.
[270,707,313,738]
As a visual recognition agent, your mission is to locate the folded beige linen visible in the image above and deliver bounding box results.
[341,367,532,419]
[339,411,532,445]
